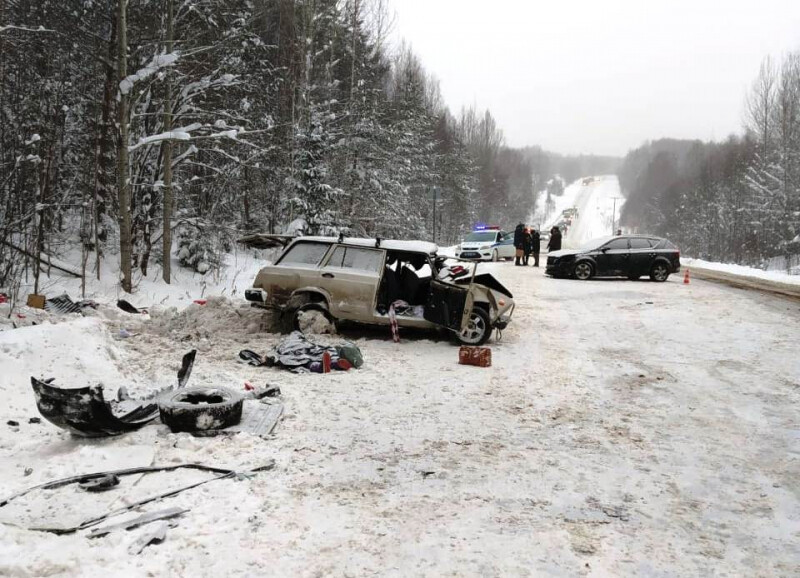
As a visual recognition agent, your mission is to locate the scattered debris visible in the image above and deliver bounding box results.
[45,294,98,315]
[0,293,7,304]
[158,386,244,433]
[459,346,492,368]
[31,350,196,437]
[117,299,147,314]
[0,462,275,534]
[128,522,169,554]
[26,294,46,309]
[239,331,363,373]
[195,401,284,438]
[193,299,208,306]
[7,420,19,427]
[89,507,187,539]
[28,417,41,424]
[244,384,281,399]
[78,473,120,493]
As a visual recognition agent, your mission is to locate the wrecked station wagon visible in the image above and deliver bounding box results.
[239,235,515,345]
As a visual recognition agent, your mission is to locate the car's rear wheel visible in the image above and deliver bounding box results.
[649,262,670,282]
[573,261,594,280]
[457,307,491,346]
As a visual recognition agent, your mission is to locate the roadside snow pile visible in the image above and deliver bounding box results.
[683,258,800,286]
[147,296,273,340]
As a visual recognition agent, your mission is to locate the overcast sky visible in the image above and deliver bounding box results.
[388,0,800,157]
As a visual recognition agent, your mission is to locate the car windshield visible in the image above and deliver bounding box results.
[579,236,615,251]
[464,232,497,242]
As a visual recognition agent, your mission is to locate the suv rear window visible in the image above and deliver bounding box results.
[630,238,653,249]
[604,238,629,250]
[279,242,330,267]
[326,246,383,273]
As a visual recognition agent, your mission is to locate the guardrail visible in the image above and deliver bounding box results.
[688,266,800,300]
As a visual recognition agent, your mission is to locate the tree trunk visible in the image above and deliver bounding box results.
[162,0,174,283]
[117,0,133,293]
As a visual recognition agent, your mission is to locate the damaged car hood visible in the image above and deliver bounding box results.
[456,273,513,298]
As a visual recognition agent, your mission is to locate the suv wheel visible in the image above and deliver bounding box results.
[457,307,491,346]
[573,261,594,280]
[650,262,670,282]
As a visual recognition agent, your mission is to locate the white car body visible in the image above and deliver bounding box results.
[455,230,515,261]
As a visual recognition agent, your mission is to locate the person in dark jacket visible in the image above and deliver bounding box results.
[522,228,533,265]
[531,228,541,267]
[547,226,562,252]
[513,223,525,266]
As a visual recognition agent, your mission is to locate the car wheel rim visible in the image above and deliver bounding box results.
[460,313,486,344]
[654,266,667,281]
[576,263,591,279]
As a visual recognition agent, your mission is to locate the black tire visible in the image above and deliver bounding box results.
[292,302,336,334]
[573,261,594,280]
[158,387,243,433]
[649,262,670,282]
[456,307,492,346]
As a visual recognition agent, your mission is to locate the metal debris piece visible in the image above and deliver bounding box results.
[89,507,187,539]
[128,522,169,554]
[0,461,276,534]
[30,350,196,437]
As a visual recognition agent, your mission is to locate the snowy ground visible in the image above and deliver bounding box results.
[1,258,798,576]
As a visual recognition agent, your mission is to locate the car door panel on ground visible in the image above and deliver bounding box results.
[318,245,384,319]
[594,238,630,276]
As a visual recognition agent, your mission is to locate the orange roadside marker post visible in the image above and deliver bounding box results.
[684,269,690,284]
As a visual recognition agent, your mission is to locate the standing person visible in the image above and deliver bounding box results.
[531,228,541,267]
[513,223,525,266]
[523,227,533,265]
[548,226,562,252]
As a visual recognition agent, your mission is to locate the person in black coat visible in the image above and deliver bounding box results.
[547,227,562,252]
[513,223,525,266]
[522,228,533,265]
[531,228,541,267]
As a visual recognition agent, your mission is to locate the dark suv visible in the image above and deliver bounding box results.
[545,235,681,281]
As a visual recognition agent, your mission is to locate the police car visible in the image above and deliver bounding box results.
[455,226,515,261]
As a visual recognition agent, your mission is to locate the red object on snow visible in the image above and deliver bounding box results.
[322,351,332,373]
[16,313,26,319]
[193,299,208,305]
[684,270,690,284]
[244,381,255,391]
[336,358,352,371]
[459,346,492,368]
[0,294,8,304]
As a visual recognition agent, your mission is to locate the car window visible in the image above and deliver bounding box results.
[629,238,652,249]
[279,241,331,267]
[326,246,383,273]
[604,238,629,250]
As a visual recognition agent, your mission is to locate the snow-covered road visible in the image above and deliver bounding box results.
[1,265,798,576]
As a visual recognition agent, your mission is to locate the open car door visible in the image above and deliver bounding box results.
[423,278,474,332]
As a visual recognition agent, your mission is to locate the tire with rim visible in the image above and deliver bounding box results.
[292,302,336,334]
[649,262,670,282]
[457,306,492,346]
[491,250,499,262]
[573,261,594,280]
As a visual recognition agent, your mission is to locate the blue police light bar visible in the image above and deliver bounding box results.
[474,224,500,231]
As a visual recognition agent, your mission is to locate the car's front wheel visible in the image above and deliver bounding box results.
[649,262,670,282]
[573,261,594,280]
[293,302,337,334]
[457,307,491,346]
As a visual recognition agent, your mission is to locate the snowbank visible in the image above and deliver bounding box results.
[683,258,800,287]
